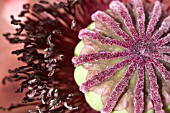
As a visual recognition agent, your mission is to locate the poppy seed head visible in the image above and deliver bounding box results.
[72,0,170,113]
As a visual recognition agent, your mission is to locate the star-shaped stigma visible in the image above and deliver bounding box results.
[72,0,170,113]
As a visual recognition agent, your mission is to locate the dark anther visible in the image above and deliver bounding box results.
[0,106,6,111]
[5,37,23,44]
[10,15,21,25]
[3,33,11,37]
[22,96,30,103]
[39,0,49,4]
[15,24,25,35]
[32,4,45,13]
[16,87,24,93]
[18,10,29,17]
[23,4,30,10]
[12,49,25,55]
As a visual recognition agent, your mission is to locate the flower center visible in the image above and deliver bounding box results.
[131,38,157,56]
